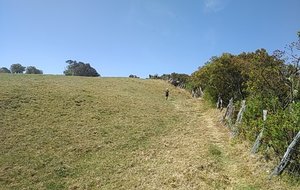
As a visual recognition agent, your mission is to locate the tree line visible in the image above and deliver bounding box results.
[0,64,43,74]
[149,73,190,87]
[0,60,100,77]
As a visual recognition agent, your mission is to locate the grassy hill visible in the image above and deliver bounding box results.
[0,74,299,189]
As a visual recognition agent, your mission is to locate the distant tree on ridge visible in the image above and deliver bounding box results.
[25,66,43,74]
[129,74,139,78]
[0,67,11,73]
[10,63,25,74]
[64,60,100,77]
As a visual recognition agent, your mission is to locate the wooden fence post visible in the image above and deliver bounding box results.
[199,87,204,97]
[232,100,246,136]
[192,87,204,98]
[251,110,267,154]
[217,96,223,110]
[223,98,235,131]
[236,100,246,124]
[270,131,300,178]
[224,98,234,120]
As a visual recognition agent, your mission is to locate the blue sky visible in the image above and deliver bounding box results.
[0,0,299,77]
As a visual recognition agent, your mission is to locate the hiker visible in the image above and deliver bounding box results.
[165,88,169,100]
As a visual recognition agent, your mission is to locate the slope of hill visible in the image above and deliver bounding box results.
[0,74,298,189]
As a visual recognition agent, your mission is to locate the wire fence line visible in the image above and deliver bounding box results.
[219,96,300,178]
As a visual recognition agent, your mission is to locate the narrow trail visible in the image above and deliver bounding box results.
[155,96,296,190]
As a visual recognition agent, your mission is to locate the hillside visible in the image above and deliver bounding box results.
[0,74,298,189]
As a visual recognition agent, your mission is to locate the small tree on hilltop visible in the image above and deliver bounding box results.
[0,67,11,73]
[129,74,139,78]
[64,60,100,77]
[25,66,43,74]
[10,63,25,74]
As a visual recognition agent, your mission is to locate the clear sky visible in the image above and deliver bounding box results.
[1,0,299,77]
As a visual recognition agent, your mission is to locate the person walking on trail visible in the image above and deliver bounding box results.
[165,88,169,100]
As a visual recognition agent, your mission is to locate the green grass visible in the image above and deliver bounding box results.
[1,74,299,189]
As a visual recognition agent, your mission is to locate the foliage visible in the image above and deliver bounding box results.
[0,67,11,73]
[149,73,189,81]
[10,63,25,74]
[129,74,139,78]
[246,49,290,108]
[63,60,100,77]
[238,96,281,141]
[148,74,160,79]
[169,72,190,83]
[25,66,43,74]
[190,48,295,107]
[148,72,191,88]
[235,35,300,163]
[160,73,171,80]
[191,53,249,104]
[240,100,300,161]
[262,103,300,158]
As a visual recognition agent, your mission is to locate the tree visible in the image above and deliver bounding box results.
[129,74,139,78]
[245,49,289,109]
[25,66,43,74]
[10,63,25,74]
[191,53,248,104]
[148,74,159,79]
[0,67,11,73]
[169,72,190,83]
[64,60,100,77]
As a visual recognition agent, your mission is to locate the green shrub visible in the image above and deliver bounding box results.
[262,102,300,158]
[239,96,300,160]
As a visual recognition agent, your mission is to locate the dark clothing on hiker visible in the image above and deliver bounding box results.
[165,89,169,100]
